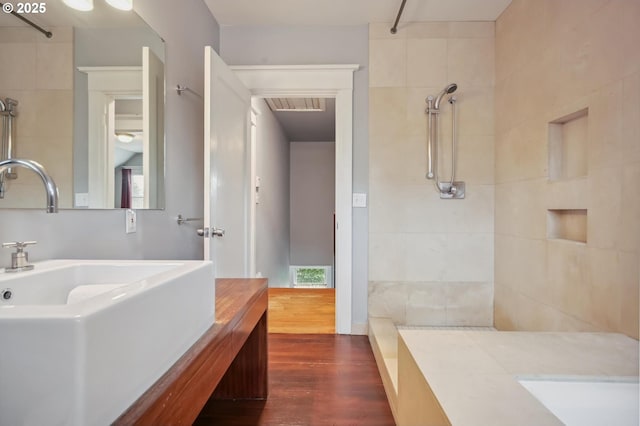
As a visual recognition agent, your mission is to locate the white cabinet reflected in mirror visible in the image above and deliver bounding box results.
[0,1,165,209]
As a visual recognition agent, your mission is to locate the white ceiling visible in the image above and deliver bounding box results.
[205,1,512,142]
[204,0,513,27]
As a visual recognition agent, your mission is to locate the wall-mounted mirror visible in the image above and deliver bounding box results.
[0,1,165,209]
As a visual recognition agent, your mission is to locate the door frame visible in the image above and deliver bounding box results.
[232,64,358,335]
[79,66,142,209]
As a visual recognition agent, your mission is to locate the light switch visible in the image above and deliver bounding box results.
[125,209,136,234]
[352,193,367,208]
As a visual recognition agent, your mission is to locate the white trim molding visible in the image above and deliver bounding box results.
[232,64,358,334]
[351,323,369,336]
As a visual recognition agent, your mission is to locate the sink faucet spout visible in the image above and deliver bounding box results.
[0,158,58,213]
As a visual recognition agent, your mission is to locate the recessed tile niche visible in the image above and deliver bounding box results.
[548,108,588,180]
[547,209,587,243]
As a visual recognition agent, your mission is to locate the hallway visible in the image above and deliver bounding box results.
[268,288,336,334]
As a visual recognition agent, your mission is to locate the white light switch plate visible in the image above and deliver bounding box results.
[125,209,136,233]
[352,193,367,208]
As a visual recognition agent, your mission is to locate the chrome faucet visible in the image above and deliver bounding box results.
[2,241,36,272]
[0,158,58,213]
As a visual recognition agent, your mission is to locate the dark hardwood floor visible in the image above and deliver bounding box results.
[195,334,395,426]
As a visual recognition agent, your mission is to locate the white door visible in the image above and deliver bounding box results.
[82,66,142,208]
[142,46,164,209]
[204,46,252,278]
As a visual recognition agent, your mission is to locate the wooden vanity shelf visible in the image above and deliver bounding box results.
[114,278,268,426]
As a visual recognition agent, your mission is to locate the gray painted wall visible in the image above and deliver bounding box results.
[220,25,370,327]
[0,0,219,263]
[253,99,291,287]
[290,142,335,267]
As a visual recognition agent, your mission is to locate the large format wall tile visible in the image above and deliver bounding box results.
[494,0,639,339]
[368,21,496,327]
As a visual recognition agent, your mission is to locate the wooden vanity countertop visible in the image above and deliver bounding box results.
[113,278,268,426]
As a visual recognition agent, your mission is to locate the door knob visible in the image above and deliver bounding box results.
[196,227,225,237]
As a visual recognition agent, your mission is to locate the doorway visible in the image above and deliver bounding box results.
[255,96,336,333]
[232,65,357,334]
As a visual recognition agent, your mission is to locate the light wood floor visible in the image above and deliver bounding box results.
[267,288,335,334]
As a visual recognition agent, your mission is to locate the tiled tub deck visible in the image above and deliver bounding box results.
[368,318,639,426]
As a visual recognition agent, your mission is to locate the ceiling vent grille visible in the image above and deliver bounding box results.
[265,98,326,112]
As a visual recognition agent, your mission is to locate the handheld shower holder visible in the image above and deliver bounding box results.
[425,83,465,199]
[437,181,465,199]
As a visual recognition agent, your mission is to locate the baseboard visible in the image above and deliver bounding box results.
[351,322,368,335]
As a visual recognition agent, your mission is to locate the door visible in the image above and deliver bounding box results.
[82,66,142,208]
[142,46,164,209]
[204,46,252,277]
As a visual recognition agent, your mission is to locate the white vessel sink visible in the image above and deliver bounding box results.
[0,259,215,426]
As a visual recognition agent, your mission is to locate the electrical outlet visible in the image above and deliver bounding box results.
[74,193,89,207]
[125,209,136,233]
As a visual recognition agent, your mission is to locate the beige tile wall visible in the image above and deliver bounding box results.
[368,22,495,326]
[495,0,640,339]
[0,27,73,209]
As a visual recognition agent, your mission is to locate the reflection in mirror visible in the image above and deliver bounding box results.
[0,1,165,209]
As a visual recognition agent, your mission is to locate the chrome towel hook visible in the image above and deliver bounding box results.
[177,214,203,225]
[176,85,202,98]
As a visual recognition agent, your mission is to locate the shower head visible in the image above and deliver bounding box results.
[433,83,457,109]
